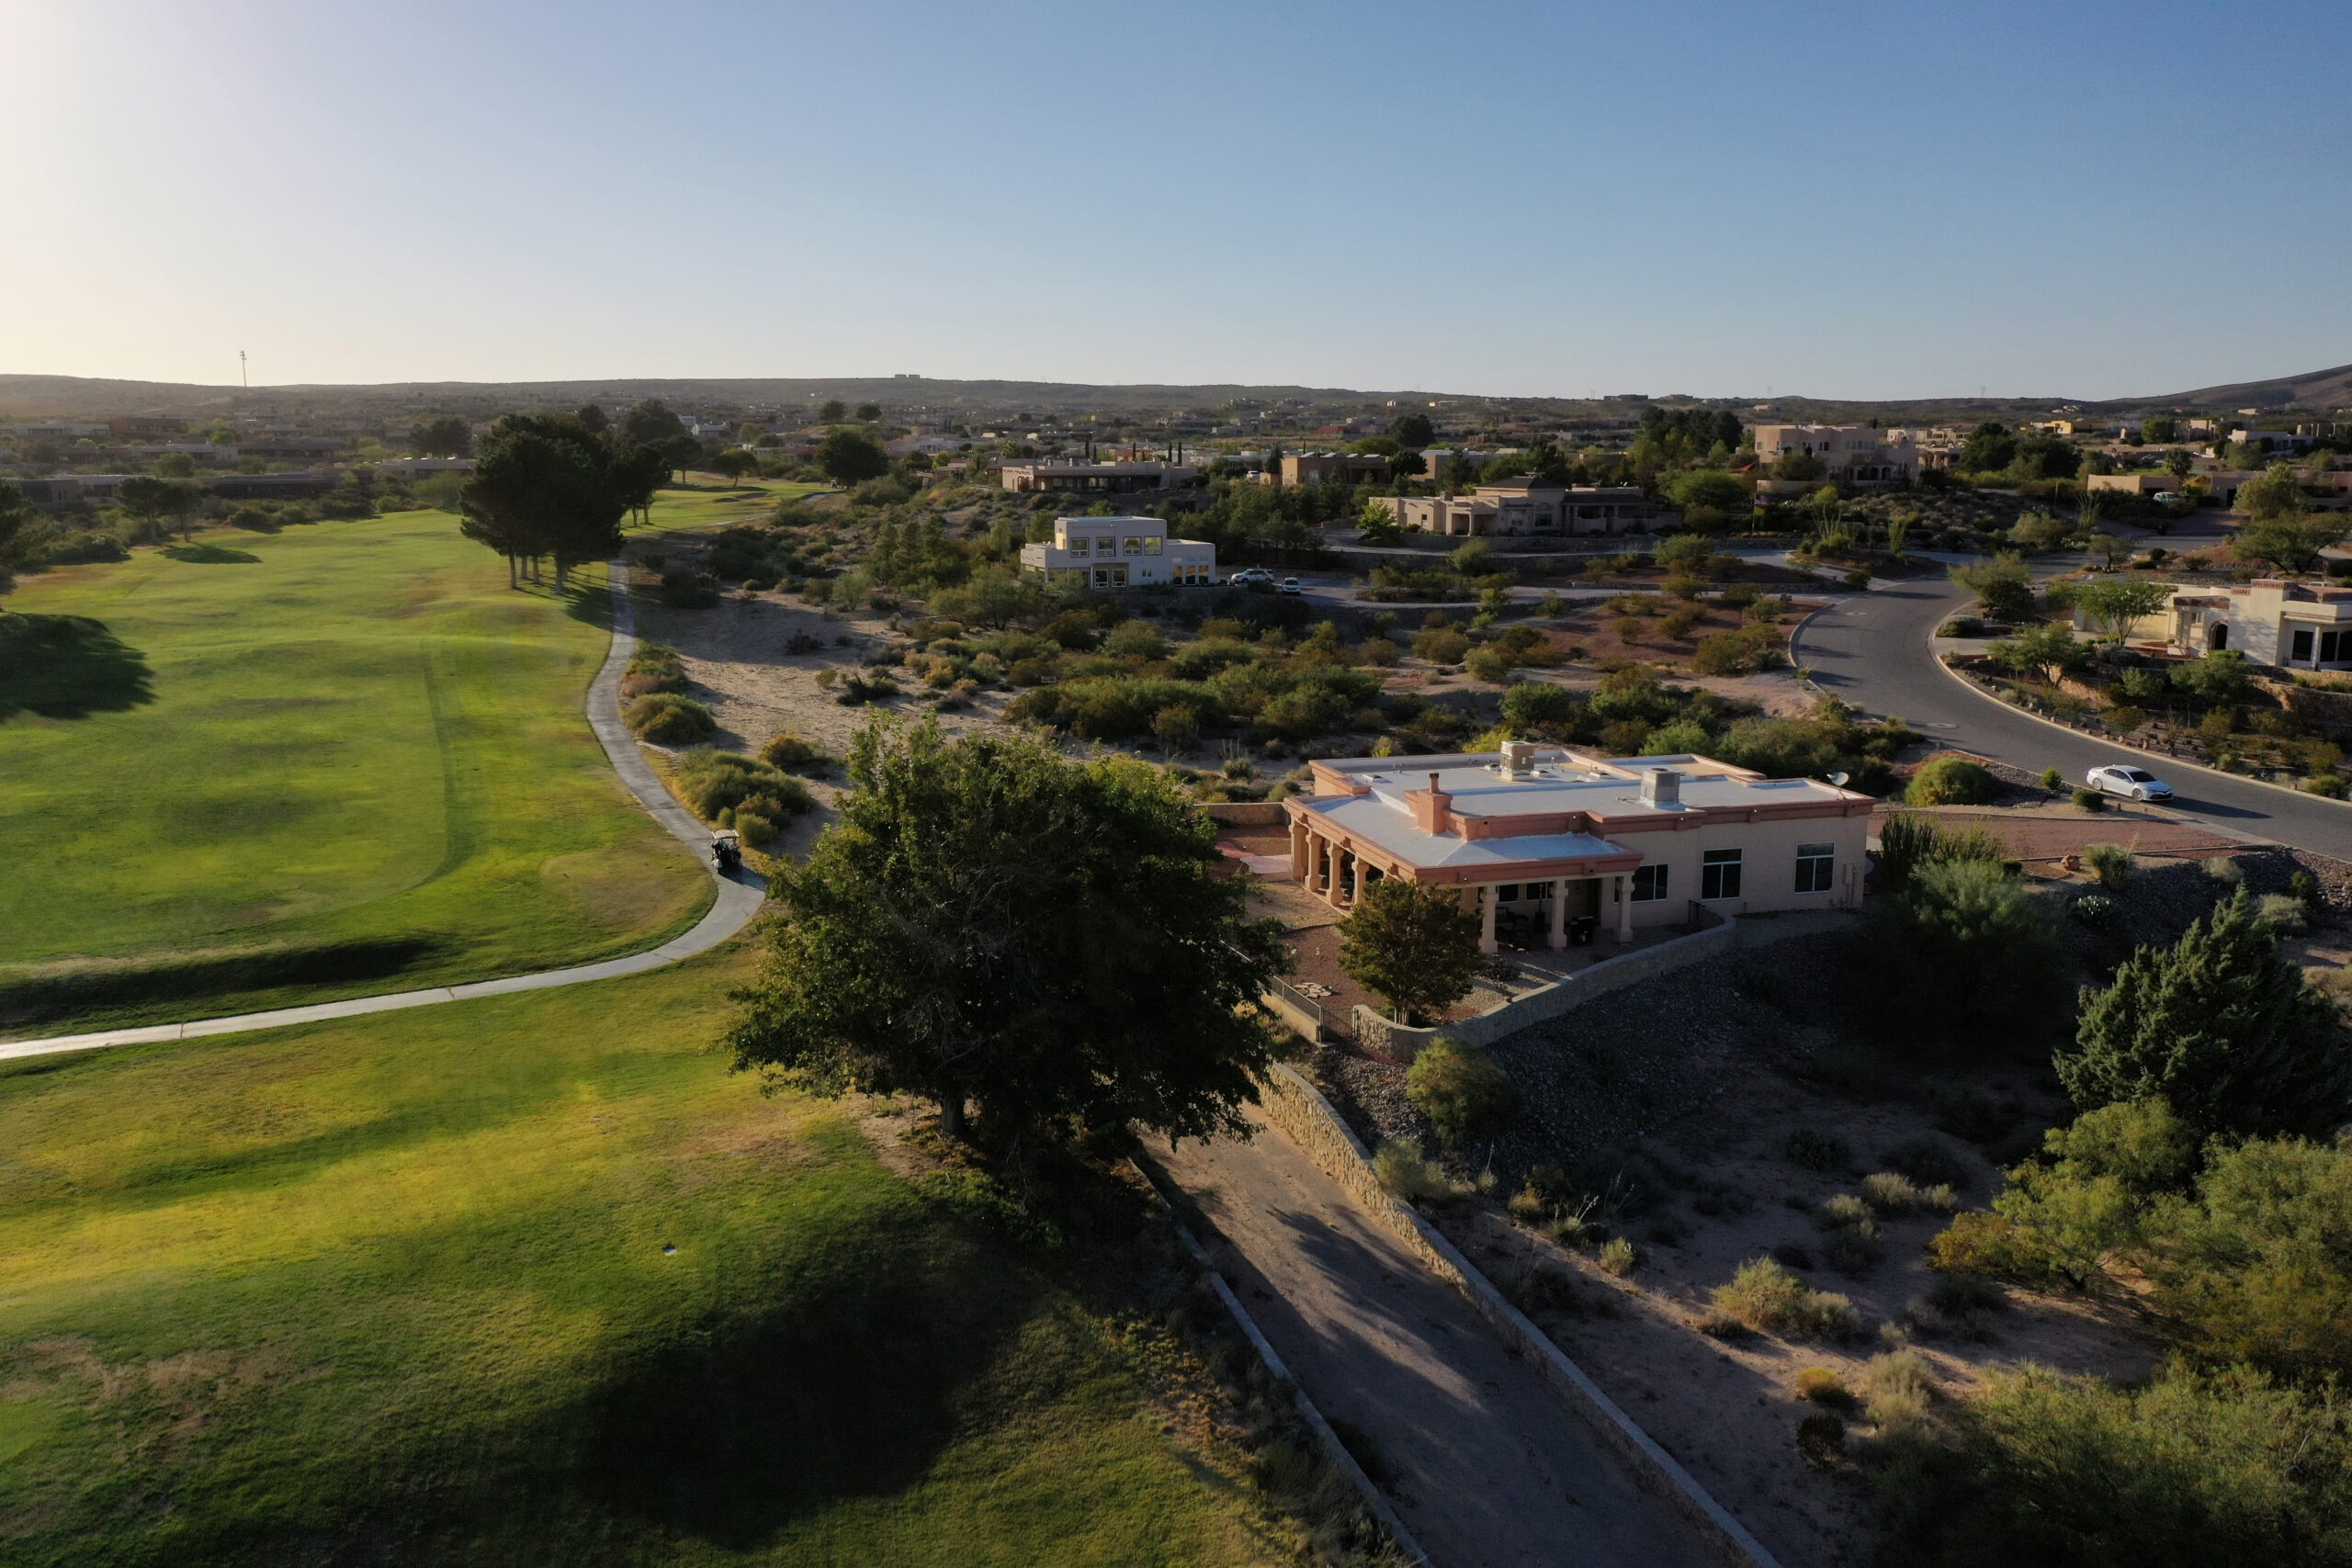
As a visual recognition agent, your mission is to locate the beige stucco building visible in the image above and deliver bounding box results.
[1001,459,1195,494]
[1018,513,1216,589]
[1279,452,1390,486]
[1373,479,1649,536]
[2120,579,2352,669]
[1752,423,1919,485]
[1283,744,1871,953]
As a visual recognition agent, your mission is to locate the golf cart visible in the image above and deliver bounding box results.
[710,829,743,873]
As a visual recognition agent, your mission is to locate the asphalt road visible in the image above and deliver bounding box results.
[1793,576,2352,860]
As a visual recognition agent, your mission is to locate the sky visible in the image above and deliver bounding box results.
[5,0,2349,400]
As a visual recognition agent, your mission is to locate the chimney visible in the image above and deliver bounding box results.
[1639,767,1681,807]
[1409,771,1455,835]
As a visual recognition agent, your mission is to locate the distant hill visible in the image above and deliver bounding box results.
[0,374,1438,423]
[2122,362,2352,411]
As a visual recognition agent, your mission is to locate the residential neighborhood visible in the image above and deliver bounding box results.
[5,6,2352,1568]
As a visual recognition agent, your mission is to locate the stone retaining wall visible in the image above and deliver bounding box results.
[1199,801,1289,826]
[1351,911,1863,1059]
[1256,1065,1782,1568]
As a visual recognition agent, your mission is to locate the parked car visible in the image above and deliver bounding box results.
[2086,764,2173,802]
[1277,577,1304,595]
[1228,567,1275,585]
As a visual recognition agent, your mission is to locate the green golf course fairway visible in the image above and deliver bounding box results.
[0,510,711,1032]
[0,949,1286,1566]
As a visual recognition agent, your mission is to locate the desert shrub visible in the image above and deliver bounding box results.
[1102,620,1167,660]
[1795,1367,1853,1406]
[1498,1262,1591,1319]
[785,629,824,655]
[1372,1139,1452,1204]
[1820,1199,1885,1275]
[1860,1171,1955,1216]
[1404,1037,1518,1147]
[670,748,814,828]
[1711,1258,1860,1340]
[2203,854,2245,886]
[1905,756,2001,806]
[757,730,831,773]
[1859,1348,1934,1434]
[1599,1237,1638,1277]
[1690,625,1784,676]
[2072,892,2125,935]
[1785,1128,1852,1171]
[1413,627,1470,665]
[619,644,689,698]
[1941,1098,2198,1292]
[1874,1362,2352,1567]
[1795,1411,1847,1469]
[1882,1135,1970,1191]
[1498,680,1582,733]
[2082,841,2136,887]
[1714,716,1837,779]
[1864,859,2064,1045]
[1464,645,1512,683]
[658,568,720,608]
[623,692,716,744]
[2254,891,2310,934]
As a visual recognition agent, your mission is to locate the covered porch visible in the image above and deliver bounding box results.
[1287,813,1643,953]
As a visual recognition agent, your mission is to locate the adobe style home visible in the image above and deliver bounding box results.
[1283,743,1871,953]
[1018,513,1217,589]
[2112,579,2352,669]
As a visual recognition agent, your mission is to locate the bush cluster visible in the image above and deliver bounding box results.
[623,692,716,744]
[1710,1258,1860,1340]
[671,748,814,844]
[1403,1038,1517,1147]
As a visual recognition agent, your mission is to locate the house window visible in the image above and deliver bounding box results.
[1123,536,1144,556]
[2295,628,2315,661]
[1701,849,1742,901]
[1795,843,1835,894]
[1630,865,1668,901]
[2324,629,2349,664]
[1497,885,1521,902]
[1145,536,1163,554]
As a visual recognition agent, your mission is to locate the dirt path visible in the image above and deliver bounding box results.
[1154,1106,1713,1568]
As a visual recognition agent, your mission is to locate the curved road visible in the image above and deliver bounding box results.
[1795,575,2352,860]
[0,565,768,1063]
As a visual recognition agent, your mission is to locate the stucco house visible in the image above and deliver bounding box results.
[2123,579,2352,668]
[1372,480,1649,536]
[1283,743,1871,953]
[1017,513,1216,589]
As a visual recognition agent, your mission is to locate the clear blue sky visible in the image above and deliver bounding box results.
[6,0,2348,400]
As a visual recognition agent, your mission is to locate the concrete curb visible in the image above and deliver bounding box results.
[1130,1159,1431,1567]
[1932,651,2352,816]
[1256,1064,1783,1568]
[0,564,767,1064]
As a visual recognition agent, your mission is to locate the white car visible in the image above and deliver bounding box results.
[1277,577,1305,595]
[1228,568,1275,585]
[2086,764,2173,803]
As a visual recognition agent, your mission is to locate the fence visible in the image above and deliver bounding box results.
[1261,976,1325,1043]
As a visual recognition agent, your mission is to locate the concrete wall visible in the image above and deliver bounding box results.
[1256,1065,1782,1568]
[1614,811,1869,931]
[1353,908,1853,1059]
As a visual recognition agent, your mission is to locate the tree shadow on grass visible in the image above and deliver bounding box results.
[561,1215,1049,1550]
[163,543,261,563]
[0,614,156,720]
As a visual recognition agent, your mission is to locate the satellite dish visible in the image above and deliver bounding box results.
[1828,772,1850,787]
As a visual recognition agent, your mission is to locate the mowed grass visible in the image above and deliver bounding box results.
[0,950,1285,1567]
[632,478,832,536]
[0,511,711,1031]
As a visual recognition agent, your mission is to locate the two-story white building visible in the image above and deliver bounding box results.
[1018,514,1217,590]
[1752,423,1919,486]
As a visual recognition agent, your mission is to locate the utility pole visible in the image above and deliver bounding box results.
[240,350,248,389]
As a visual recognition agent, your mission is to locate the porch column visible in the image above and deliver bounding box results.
[1613,874,1633,942]
[1478,886,1498,955]
[1549,879,1569,950]
[1289,818,1309,881]
[1337,849,1354,907]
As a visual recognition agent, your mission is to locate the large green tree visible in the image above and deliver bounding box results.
[2060,887,2352,1139]
[0,479,29,596]
[408,415,472,457]
[1950,551,2036,621]
[814,427,890,486]
[116,475,201,543]
[1338,876,1480,1024]
[459,413,629,589]
[727,719,1289,1153]
[2075,578,2174,641]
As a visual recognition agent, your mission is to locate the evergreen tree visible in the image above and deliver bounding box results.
[2060,887,2352,1139]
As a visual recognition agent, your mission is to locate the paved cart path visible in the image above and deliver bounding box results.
[1155,1107,1713,1568]
[1,567,766,1063]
